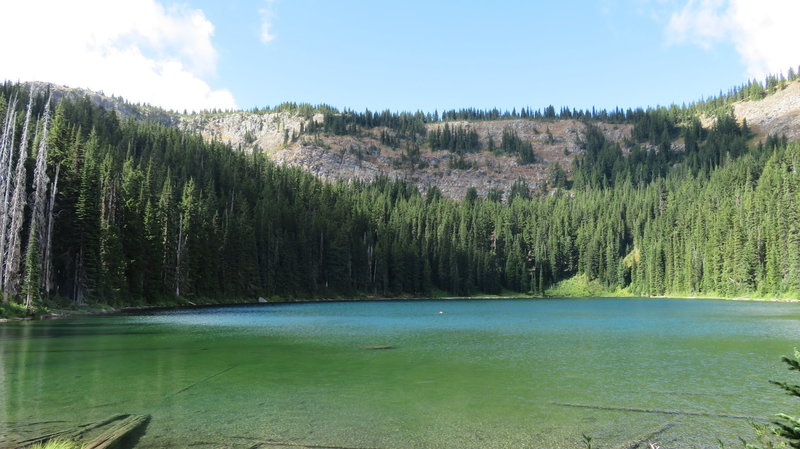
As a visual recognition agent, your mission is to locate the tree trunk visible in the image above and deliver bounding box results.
[0,95,17,297]
[176,212,183,297]
[43,165,59,293]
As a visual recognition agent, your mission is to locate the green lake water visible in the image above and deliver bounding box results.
[2,298,800,448]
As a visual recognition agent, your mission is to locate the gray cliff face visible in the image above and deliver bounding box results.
[22,81,178,126]
[733,81,800,141]
[23,79,800,199]
[175,111,322,152]
[263,120,631,199]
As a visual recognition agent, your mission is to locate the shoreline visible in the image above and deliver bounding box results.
[2,291,797,322]
[643,293,800,303]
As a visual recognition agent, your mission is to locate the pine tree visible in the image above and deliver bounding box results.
[23,227,41,309]
[73,131,101,303]
[176,178,197,297]
[157,172,176,293]
[747,351,800,449]
[548,163,567,189]
[28,95,53,301]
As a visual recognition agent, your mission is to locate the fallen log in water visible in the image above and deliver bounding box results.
[15,414,149,449]
[251,443,387,449]
[551,402,770,421]
[0,420,68,426]
[15,414,127,447]
[15,428,74,447]
[612,423,675,449]
[83,414,149,449]
[71,414,132,439]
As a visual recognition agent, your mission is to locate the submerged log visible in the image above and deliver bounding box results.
[231,437,388,449]
[170,365,237,396]
[72,414,131,438]
[612,423,675,449]
[551,401,769,421]
[228,435,390,449]
[0,420,68,427]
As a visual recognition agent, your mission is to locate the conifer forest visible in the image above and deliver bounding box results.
[1,78,800,309]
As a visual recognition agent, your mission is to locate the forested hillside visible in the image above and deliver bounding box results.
[1,79,799,313]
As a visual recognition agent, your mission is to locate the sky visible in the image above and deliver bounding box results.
[1,0,798,113]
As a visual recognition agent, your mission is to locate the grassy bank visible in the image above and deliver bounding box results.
[543,273,632,298]
[543,274,800,302]
[3,277,797,322]
[0,301,32,319]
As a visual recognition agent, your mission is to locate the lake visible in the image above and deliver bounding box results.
[2,298,799,448]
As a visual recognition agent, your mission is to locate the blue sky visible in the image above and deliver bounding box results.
[2,0,797,112]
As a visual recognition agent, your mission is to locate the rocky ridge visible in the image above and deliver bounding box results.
[172,111,635,199]
[22,81,178,126]
[20,79,800,200]
[176,110,323,152]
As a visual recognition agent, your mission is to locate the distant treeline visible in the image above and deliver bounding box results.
[236,70,799,169]
[241,68,800,137]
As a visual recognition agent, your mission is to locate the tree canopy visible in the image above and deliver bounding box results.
[1,81,799,310]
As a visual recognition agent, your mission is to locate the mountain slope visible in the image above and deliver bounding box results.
[216,117,632,199]
[172,81,800,199]
[20,79,800,200]
[3,79,800,310]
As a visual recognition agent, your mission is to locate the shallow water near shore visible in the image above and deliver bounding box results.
[2,298,799,448]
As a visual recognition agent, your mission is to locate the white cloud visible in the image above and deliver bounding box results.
[259,0,278,44]
[667,0,800,78]
[0,0,237,112]
[260,22,276,44]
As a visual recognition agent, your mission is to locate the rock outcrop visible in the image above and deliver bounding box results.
[733,81,800,141]
[176,111,323,152]
[22,81,178,126]
[264,120,632,199]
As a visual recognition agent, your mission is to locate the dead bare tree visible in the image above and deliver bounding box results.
[0,94,17,298]
[3,94,35,299]
[27,94,53,303]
